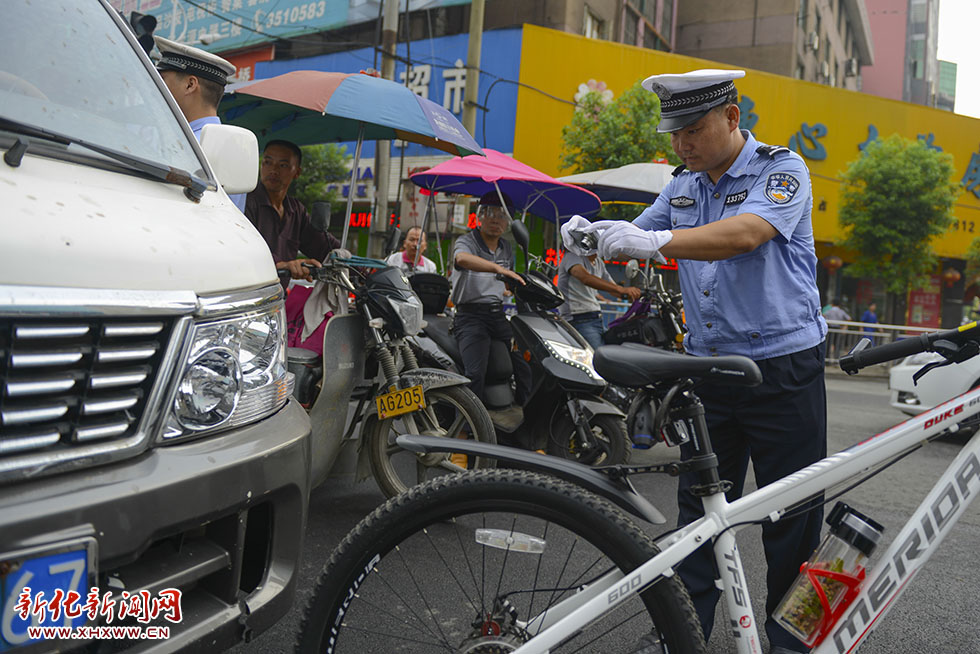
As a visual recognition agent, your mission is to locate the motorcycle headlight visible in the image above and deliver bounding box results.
[544,339,604,383]
[388,295,424,336]
[161,301,293,442]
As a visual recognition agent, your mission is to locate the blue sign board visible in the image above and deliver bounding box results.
[111,0,470,56]
[254,28,523,157]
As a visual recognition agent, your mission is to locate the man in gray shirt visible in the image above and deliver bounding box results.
[557,252,641,349]
[452,192,530,404]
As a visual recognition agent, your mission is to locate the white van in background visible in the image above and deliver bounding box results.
[0,2,311,651]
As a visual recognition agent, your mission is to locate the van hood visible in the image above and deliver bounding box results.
[1,155,276,294]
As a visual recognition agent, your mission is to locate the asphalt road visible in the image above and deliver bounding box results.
[233,373,980,653]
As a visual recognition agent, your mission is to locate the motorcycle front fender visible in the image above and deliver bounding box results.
[575,396,627,420]
[400,367,471,393]
[366,368,473,418]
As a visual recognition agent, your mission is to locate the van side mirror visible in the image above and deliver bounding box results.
[311,201,330,233]
[198,124,258,194]
[511,219,530,271]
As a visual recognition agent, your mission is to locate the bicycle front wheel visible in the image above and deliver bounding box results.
[295,469,705,654]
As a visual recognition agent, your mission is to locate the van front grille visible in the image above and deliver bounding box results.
[0,318,175,478]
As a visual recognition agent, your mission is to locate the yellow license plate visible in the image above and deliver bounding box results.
[376,385,426,419]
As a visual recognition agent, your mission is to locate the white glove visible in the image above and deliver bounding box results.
[560,215,595,255]
[584,221,673,262]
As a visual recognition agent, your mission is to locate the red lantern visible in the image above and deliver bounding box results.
[821,255,843,272]
[943,267,962,287]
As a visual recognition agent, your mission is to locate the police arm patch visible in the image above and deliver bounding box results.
[764,173,800,205]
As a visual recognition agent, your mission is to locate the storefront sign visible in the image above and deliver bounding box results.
[907,274,942,328]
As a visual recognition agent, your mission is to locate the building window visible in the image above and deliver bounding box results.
[798,0,809,29]
[910,36,926,79]
[660,0,673,41]
[629,0,656,24]
[583,7,604,40]
[624,9,638,45]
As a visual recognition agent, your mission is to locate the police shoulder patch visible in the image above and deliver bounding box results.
[764,173,800,205]
[670,196,696,208]
[756,145,791,158]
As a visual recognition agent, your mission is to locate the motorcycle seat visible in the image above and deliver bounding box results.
[422,314,463,368]
[593,343,762,388]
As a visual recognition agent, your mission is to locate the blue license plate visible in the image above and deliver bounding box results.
[0,539,95,651]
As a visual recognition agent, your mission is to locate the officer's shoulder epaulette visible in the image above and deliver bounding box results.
[756,145,791,158]
[671,164,688,177]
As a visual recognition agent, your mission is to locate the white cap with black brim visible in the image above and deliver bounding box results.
[641,69,746,133]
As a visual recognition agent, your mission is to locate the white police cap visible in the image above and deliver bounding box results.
[641,69,745,133]
[154,36,236,86]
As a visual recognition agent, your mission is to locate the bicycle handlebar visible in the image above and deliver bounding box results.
[839,321,980,374]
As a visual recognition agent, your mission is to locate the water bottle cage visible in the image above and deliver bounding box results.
[800,562,866,648]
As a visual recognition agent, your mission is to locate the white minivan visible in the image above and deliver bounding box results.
[1,2,311,651]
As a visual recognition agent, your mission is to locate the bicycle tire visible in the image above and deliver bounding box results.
[295,469,705,654]
[547,412,631,466]
[366,385,496,498]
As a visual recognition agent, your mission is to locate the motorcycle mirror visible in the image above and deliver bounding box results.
[625,259,640,285]
[384,224,402,256]
[511,219,530,271]
[311,201,330,233]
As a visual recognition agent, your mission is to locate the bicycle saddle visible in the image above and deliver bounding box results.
[594,343,762,387]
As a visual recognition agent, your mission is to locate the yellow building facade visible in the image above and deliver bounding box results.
[513,24,980,262]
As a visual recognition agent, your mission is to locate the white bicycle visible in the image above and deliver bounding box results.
[294,323,980,654]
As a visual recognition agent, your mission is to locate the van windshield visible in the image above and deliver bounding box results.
[0,0,204,177]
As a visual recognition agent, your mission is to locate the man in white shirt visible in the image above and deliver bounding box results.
[385,226,437,273]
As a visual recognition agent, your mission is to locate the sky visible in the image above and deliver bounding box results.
[937,0,980,119]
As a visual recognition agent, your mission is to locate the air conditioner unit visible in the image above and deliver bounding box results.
[845,58,859,77]
[820,61,830,78]
[807,31,819,51]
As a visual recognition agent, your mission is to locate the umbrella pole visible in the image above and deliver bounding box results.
[340,122,365,252]
[415,192,434,270]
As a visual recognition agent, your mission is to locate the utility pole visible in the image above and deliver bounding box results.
[371,0,400,257]
[461,0,484,136]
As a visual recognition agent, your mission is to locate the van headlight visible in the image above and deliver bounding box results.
[544,339,604,382]
[161,302,293,441]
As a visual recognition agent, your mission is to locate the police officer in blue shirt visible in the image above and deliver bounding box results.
[154,36,246,212]
[575,69,827,654]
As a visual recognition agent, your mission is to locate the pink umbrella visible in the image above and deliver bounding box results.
[410,150,602,268]
[411,149,601,222]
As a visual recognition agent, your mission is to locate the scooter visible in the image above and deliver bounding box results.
[285,207,495,498]
[413,221,630,465]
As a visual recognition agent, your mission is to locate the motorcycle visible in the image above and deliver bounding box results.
[285,208,495,498]
[413,220,630,465]
[597,258,688,449]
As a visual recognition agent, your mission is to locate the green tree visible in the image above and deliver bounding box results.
[837,134,958,321]
[560,83,679,221]
[560,81,678,174]
[290,143,351,213]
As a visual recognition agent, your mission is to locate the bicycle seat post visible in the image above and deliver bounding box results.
[674,394,728,497]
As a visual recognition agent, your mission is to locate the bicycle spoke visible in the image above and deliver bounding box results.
[453,516,488,619]
[391,545,457,650]
[421,525,482,617]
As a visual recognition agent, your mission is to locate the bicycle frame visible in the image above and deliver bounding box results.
[510,384,980,654]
